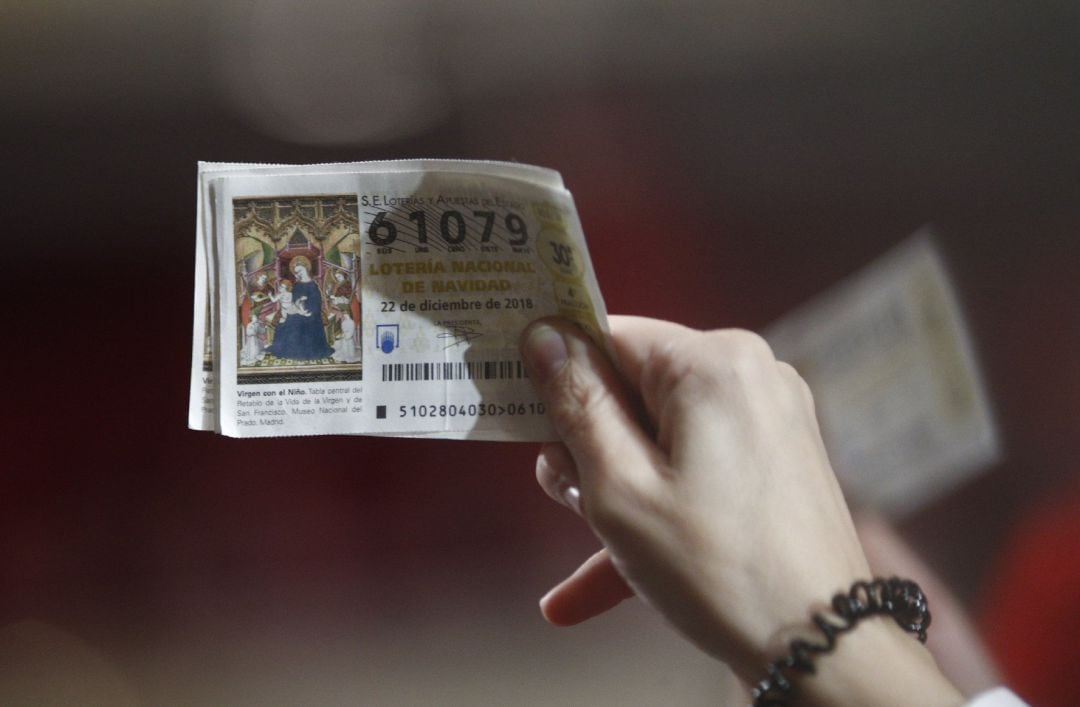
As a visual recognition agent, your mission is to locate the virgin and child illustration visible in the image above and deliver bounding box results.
[268,280,310,321]
[239,255,360,366]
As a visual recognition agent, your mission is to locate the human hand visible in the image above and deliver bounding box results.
[520,316,880,681]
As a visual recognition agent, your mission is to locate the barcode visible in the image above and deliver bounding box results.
[381,360,527,382]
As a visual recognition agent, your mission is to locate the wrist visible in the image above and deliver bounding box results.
[746,578,964,707]
[797,617,963,707]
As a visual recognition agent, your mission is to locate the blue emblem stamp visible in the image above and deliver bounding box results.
[376,324,400,354]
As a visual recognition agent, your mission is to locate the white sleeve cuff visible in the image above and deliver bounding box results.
[964,687,1029,707]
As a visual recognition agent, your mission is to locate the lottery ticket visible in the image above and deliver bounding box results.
[764,232,999,515]
[189,161,610,440]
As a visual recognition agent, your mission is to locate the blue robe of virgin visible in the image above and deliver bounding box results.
[267,280,333,360]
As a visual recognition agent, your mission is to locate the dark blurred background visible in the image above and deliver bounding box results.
[2,2,1078,705]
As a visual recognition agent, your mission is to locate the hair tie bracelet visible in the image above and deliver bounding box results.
[750,577,931,707]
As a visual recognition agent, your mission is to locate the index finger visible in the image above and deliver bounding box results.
[520,318,665,503]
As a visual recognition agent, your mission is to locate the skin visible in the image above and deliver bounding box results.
[520,316,965,707]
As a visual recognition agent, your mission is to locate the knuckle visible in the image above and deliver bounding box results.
[776,360,816,408]
[647,328,777,399]
[699,330,780,392]
[710,328,775,365]
[639,337,714,416]
[640,338,689,394]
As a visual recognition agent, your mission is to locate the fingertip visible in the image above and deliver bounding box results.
[538,588,564,625]
[537,550,636,627]
[538,584,583,627]
[536,443,583,514]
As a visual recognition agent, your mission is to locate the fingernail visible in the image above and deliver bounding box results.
[521,323,568,381]
[560,484,582,516]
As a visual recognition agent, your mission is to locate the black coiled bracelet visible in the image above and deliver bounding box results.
[750,577,931,707]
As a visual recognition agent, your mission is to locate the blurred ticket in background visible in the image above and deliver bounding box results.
[189,161,609,440]
[765,232,999,516]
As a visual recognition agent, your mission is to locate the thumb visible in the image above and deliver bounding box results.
[519,318,663,503]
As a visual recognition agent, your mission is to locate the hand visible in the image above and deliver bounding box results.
[519,316,963,707]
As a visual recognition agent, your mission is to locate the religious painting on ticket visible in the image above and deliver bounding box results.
[233,195,363,384]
